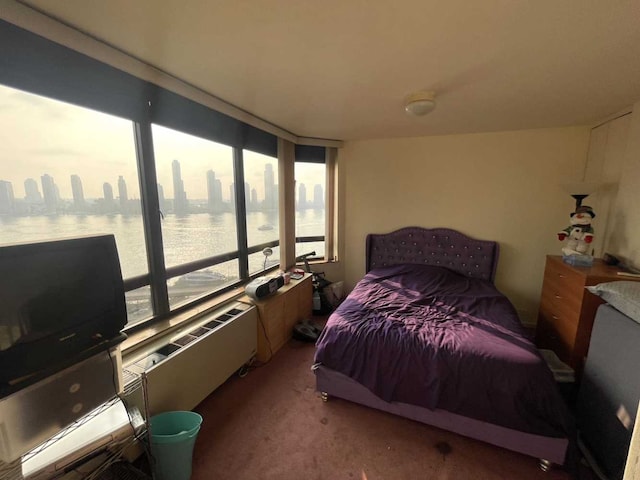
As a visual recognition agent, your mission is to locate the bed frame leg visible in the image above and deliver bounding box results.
[538,459,553,472]
[320,392,329,402]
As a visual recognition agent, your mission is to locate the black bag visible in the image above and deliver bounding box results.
[312,272,333,315]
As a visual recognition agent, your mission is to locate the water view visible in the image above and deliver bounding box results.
[0,83,326,326]
[0,209,325,325]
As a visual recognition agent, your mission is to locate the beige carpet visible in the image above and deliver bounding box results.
[191,339,572,480]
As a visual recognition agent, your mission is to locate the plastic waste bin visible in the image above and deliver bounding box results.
[149,411,203,480]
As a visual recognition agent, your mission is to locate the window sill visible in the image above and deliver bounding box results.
[119,261,340,358]
[120,286,246,357]
[296,258,339,269]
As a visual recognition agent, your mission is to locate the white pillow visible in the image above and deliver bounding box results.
[587,281,640,323]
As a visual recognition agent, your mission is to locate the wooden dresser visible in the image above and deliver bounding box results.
[535,255,640,376]
[239,274,313,362]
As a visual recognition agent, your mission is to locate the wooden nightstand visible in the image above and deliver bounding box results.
[239,274,313,362]
[535,255,640,377]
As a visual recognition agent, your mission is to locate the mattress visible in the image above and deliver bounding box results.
[314,263,570,437]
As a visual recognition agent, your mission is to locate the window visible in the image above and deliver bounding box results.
[295,147,327,260]
[0,20,336,334]
[151,124,240,308]
[0,84,152,326]
[244,150,280,275]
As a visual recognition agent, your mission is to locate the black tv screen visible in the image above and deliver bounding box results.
[0,234,127,393]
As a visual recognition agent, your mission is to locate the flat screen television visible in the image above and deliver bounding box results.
[0,234,127,397]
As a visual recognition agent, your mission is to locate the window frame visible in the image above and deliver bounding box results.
[0,19,334,332]
[294,145,330,262]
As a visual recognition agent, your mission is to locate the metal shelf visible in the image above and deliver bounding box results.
[0,368,150,480]
[93,460,150,480]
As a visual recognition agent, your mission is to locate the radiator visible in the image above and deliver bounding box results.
[124,302,257,416]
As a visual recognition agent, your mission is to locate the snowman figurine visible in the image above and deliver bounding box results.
[557,205,596,256]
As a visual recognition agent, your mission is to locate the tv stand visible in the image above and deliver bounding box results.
[0,344,125,464]
[0,333,127,400]
[0,355,148,480]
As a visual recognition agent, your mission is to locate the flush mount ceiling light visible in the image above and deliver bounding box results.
[404,91,436,116]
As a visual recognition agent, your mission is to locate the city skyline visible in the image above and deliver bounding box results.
[0,159,324,216]
[0,83,325,203]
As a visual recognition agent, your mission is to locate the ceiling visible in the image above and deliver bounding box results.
[15,0,640,141]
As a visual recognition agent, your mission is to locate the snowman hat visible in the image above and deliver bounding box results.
[570,205,596,218]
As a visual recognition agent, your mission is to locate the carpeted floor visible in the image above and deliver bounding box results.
[190,338,577,480]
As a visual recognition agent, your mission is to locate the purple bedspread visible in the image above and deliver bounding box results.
[314,264,570,437]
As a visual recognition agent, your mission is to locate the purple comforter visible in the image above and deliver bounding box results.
[314,264,570,437]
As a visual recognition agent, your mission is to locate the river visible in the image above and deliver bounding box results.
[0,209,324,323]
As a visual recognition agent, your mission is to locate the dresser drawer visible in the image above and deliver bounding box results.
[539,302,578,347]
[537,256,640,376]
[545,256,583,284]
[540,288,582,325]
[536,312,573,364]
[542,265,584,303]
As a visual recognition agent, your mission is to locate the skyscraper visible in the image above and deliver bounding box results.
[0,180,15,214]
[172,159,188,214]
[118,175,128,213]
[298,183,307,210]
[70,174,86,211]
[313,184,324,208]
[24,178,42,204]
[251,188,257,209]
[206,170,223,212]
[103,182,114,203]
[103,182,115,213]
[41,174,57,213]
[264,163,276,210]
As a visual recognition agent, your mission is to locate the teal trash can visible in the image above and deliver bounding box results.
[149,411,203,480]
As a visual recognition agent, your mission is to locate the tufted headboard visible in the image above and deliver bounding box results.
[365,227,499,283]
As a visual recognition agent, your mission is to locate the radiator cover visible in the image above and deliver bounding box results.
[125,302,257,415]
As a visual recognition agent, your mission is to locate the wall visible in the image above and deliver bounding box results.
[585,102,640,480]
[590,102,640,269]
[339,126,591,325]
[583,112,632,259]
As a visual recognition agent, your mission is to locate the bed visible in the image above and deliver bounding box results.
[313,227,571,469]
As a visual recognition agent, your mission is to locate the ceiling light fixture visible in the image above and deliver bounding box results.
[404,91,436,116]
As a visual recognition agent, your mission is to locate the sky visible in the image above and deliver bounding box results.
[0,84,324,202]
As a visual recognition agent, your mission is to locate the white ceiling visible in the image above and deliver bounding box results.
[16,0,640,141]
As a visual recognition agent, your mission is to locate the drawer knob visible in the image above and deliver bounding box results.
[557,273,565,278]
[552,315,559,320]
[554,294,563,299]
